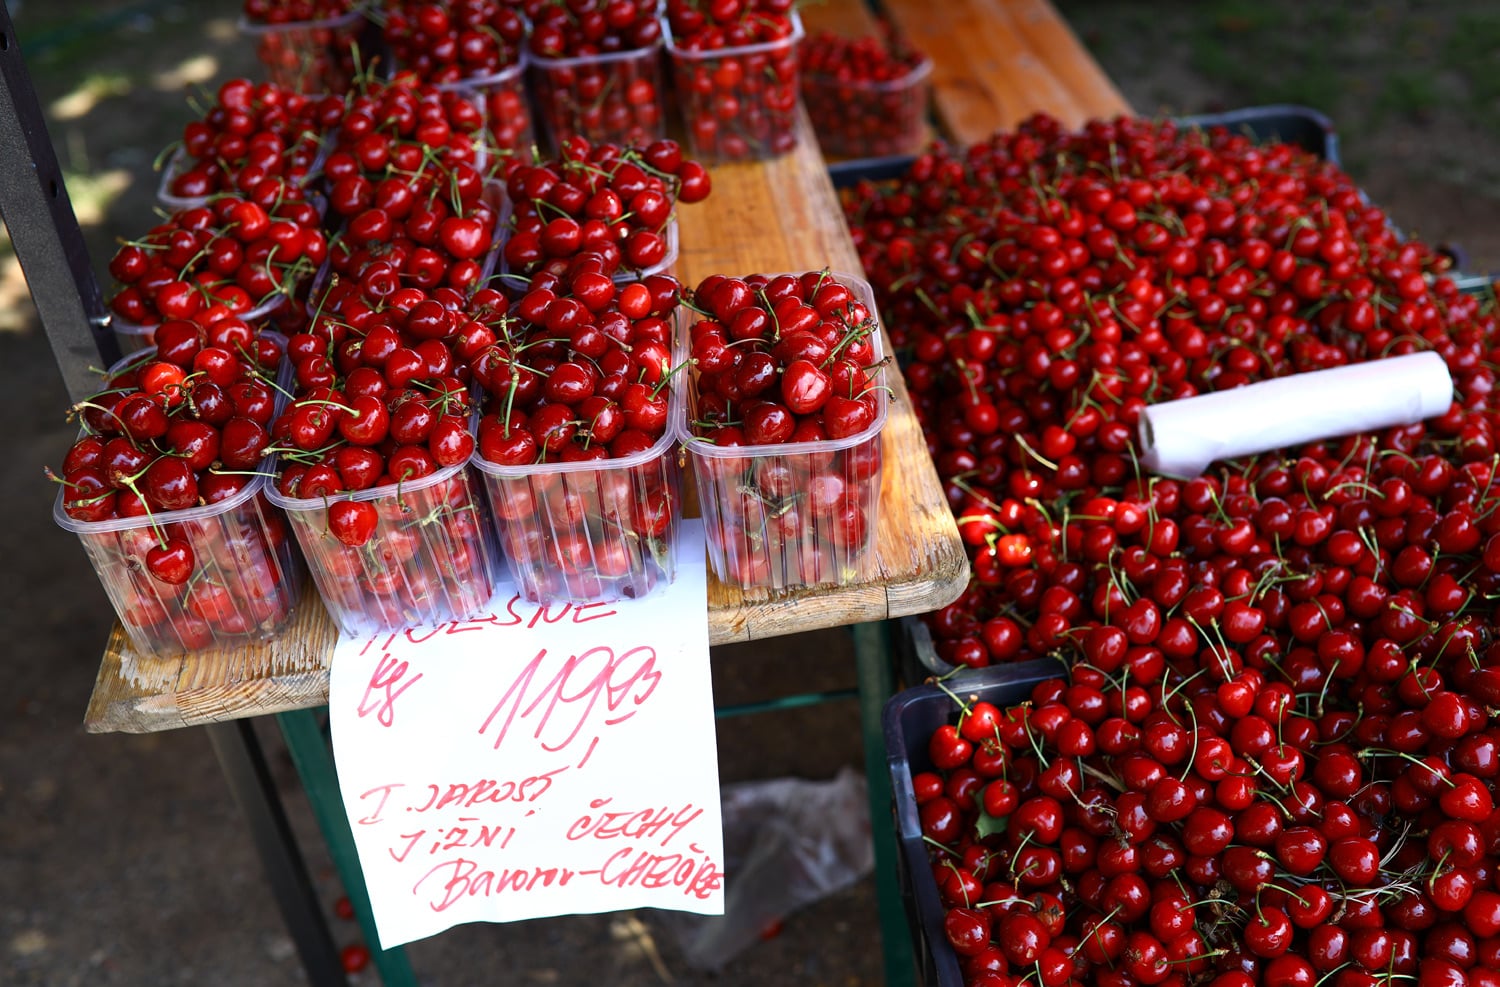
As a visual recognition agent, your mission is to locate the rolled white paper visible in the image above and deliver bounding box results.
[1139,351,1454,479]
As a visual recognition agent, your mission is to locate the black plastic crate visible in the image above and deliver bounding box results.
[828,103,1340,189]
[881,657,1068,987]
[1174,103,1340,164]
[897,613,963,682]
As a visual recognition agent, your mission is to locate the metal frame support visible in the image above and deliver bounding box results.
[206,720,350,987]
[853,620,918,987]
[278,708,420,987]
[0,2,118,402]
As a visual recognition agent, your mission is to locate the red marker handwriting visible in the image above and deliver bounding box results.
[357,654,423,727]
[415,859,578,911]
[354,598,620,655]
[389,819,518,863]
[565,799,703,847]
[478,645,661,755]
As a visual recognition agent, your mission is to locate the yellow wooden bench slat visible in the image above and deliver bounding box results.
[882,0,1131,143]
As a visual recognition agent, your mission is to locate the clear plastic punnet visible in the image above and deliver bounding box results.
[54,475,303,658]
[265,456,501,638]
[662,10,804,162]
[800,52,932,160]
[111,293,292,356]
[237,10,366,94]
[437,57,535,159]
[471,356,685,605]
[495,217,679,292]
[156,139,328,212]
[675,271,888,591]
[529,40,667,152]
[52,337,301,658]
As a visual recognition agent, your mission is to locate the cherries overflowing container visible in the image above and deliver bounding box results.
[467,265,689,605]
[882,659,1068,987]
[662,9,804,162]
[529,42,667,152]
[52,338,303,658]
[678,270,888,590]
[266,455,500,636]
[237,9,366,94]
[112,294,292,356]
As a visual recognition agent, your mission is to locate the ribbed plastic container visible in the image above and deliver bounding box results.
[156,139,327,212]
[438,57,534,158]
[882,658,1068,987]
[676,271,887,590]
[529,40,666,152]
[471,362,684,605]
[112,293,292,356]
[237,10,366,94]
[52,337,301,658]
[801,53,932,160]
[472,441,682,605]
[265,456,501,637]
[55,476,303,658]
[663,11,803,162]
[495,217,678,291]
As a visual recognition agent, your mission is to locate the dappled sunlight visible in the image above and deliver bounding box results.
[62,169,133,226]
[50,74,133,123]
[205,18,240,43]
[0,250,39,333]
[152,53,218,91]
[0,166,130,334]
[608,914,675,983]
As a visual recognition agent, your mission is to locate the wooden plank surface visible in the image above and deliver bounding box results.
[796,0,884,38]
[882,0,1130,143]
[84,109,970,734]
[85,582,338,734]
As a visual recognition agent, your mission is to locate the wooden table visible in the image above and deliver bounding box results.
[82,0,1142,737]
[78,0,1139,732]
[82,107,970,735]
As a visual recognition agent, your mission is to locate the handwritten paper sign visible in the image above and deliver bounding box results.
[328,522,724,949]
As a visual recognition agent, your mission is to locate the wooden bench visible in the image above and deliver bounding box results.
[878,0,1130,144]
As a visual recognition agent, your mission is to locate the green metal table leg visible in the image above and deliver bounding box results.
[715,687,860,718]
[852,621,918,987]
[277,708,419,987]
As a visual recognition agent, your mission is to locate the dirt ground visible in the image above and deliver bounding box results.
[6,1,1500,985]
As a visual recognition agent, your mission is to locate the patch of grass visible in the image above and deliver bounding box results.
[49,72,135,122]
[1374,71,1441,123]
[1185,1,1346,111]
[1445,11,1500,112]
[1260,62,1345,115]
[1205,0,1275,36]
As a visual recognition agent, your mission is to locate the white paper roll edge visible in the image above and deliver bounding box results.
[1138,351,1454,479]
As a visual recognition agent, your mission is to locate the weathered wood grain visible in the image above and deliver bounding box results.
[882,0,1130,144]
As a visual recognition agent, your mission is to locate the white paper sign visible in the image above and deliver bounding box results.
[328,522,724,949]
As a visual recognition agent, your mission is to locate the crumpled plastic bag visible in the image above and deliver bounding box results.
[659,766,874,970]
